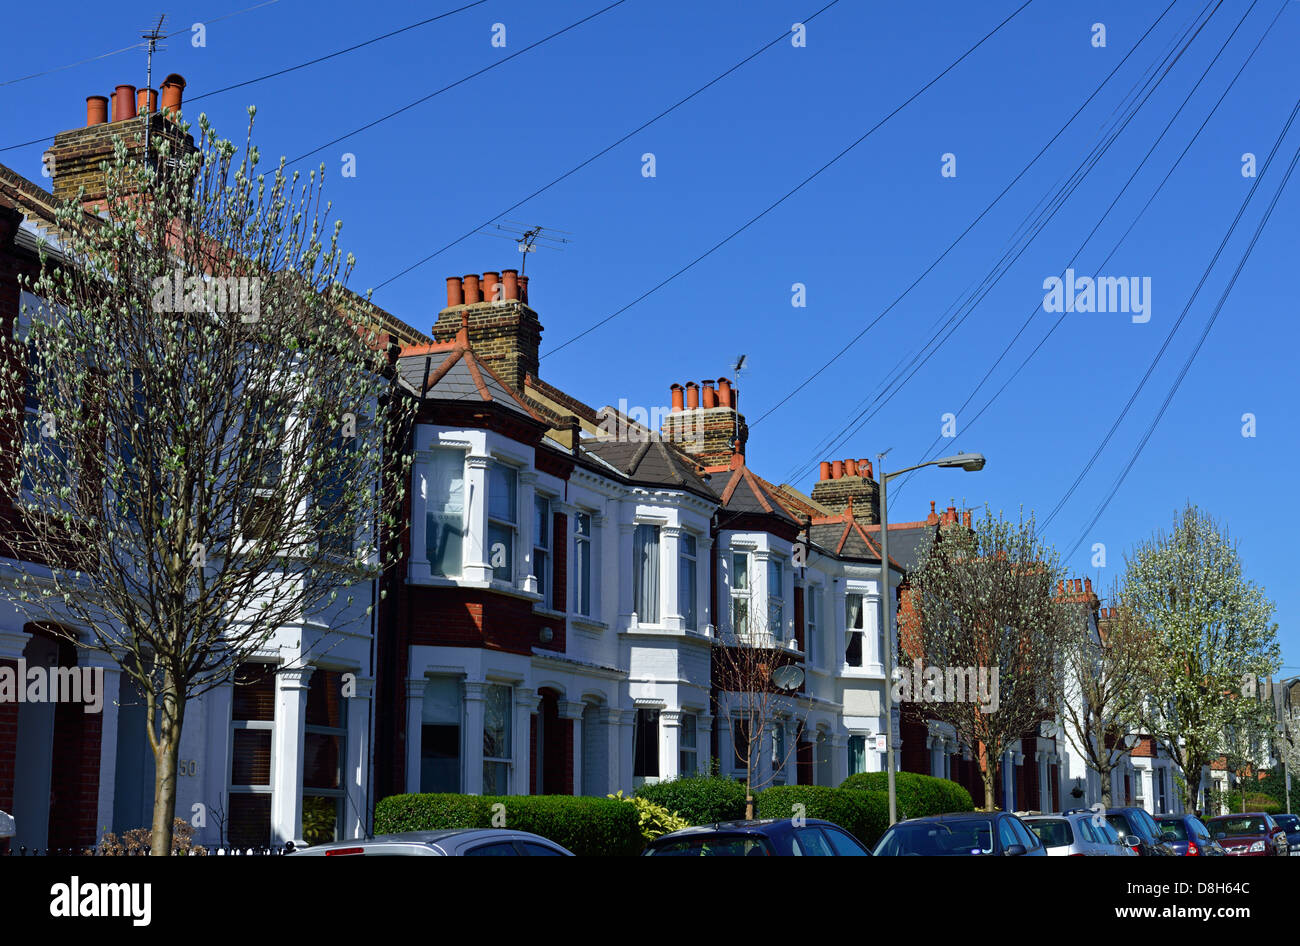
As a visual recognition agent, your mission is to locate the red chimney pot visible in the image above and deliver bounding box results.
[462,274,481,304]
[159,74,186,116]
[446,277,464,308]
[685,381,699,410]
[716,377,732,408]
[86,95,109,127]
[482,272,500,303]
[831,460,844,479]
[701,380,717,409]
[844,458,858,477]
[819,461,832,481]
[670,384,684,413]
[502,269,519,301]
[112,85,137,122]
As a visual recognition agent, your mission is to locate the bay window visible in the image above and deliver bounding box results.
[574,512,593,616]
[632,524,660,623]
[426,448,465,577]
[421,677,462,793]
[731,551,749,637]
[487,463,517,583]
[534,495,551,606]
[767,558,784,640]
[679,713,698,776]
[229,663,275,848]
[679,533,697,630]
[483,684,513,793]
[845,593,864,667]
[302,670,347,847]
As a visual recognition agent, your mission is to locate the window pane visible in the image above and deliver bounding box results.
[633,525,660,623]
[465,842,519,856]
[634,708,659,778]
[484,685,512,760]
[679,552,696,631]
[733,597,748,636]
[680,714,697,749]
[768,559,781,593]
[846,632,863,667]
[228,793,271,849]
[846,594,863,629]
[534,497,549,548]
[488,522,514,582]
[427,450,464,577]
[232,665,275,721]
[488,464,516,522]
[302,795,340,847]
[483,761,510,795]
[303,732,341,790]
[576,531,591,615]
[306,671,344,728]
[232,730,272,785]
[681,533,696,557]
[732,552,748,590]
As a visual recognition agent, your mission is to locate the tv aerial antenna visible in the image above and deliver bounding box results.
[141,14,167,164]
[475,221,572,275]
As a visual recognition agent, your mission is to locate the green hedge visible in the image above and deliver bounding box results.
[839,771,974,818]
[755,786,890,848]
[373,794,643,856]
[634,775,748,825]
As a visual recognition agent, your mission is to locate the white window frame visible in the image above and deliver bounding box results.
[767,557,785,641]
[533,494,551,608]
[487,461,518,584]
[483,683,514,793]
[805,584,818,666]
[845,592,865,667]
[679,532,698,631]
[573,510,594,616]
[730,550,750,638]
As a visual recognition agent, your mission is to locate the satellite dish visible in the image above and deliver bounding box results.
[771,665,805,691]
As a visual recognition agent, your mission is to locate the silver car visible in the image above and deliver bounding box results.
[289,829,574,856]
[1021,813,1130,856]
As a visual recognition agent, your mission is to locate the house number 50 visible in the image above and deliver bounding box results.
[179,760,199,776]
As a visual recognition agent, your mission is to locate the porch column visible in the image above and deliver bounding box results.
[345,676,373,838]
[513,688,537,795]
[86,652,122,845]
[404,676,426,794]
[559,700,584,795]
[462,455,493,583]
[463,682,487,795]
[659,710,681,781]
[270,665,312,847]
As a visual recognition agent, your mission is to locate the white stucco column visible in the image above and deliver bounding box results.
[404,676,426,794]
[519,471,538,594]
[86,652,121,844]
[830,732,848,787]
[463,454,493,583]
[607,708,633,793]
[345,676,373,838]
[463,682,487,794]
[659,710,681,781]
[270,665,312,847]
[661,526,683,631]
[514,687,537,795]
[617,520,635,627]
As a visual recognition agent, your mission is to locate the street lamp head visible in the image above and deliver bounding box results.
[935,451,986,472]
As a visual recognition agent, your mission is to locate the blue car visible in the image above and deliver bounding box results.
[872,811,1048,856]
[1273,813,1300,855]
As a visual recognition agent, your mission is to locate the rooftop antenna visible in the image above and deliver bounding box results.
[142,14,167,170]
[475,221,573,275]
[730,353,747,452]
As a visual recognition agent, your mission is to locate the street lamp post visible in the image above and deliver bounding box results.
[877,450,985,827]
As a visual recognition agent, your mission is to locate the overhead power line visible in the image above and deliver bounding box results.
[784,0,1224,486]
[371,0,848,293]
[893,0,1286,509]
[286,0,629,167]
[1059,99,1300,557]
[0,0,486,155]
[539,0,1037,360]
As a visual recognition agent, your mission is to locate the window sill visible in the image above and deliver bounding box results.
[534,605,567,620]
[570,616,608,633]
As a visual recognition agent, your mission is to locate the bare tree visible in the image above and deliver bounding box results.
[1052,586,1158,806]
[900,508,1075,811]
[712,610,806,819]
[0,111,415,854]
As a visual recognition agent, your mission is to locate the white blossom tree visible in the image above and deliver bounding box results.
[1121,504,1280,812]
[0,111,415,854]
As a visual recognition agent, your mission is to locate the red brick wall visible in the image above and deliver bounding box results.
[551,510,567,621]
[407,585,565,656]
[0,658,16,815]
[46,642,103,850]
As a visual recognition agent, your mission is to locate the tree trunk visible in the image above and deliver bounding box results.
[1099,767,1112,807]
[150,679,186,855]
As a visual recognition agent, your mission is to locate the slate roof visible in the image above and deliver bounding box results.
[397,318,542,421]
[580,436,715,501]
[713,458,799,526]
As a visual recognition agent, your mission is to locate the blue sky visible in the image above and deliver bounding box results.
[2,0,1296,669]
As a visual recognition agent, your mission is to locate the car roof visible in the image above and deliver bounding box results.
[894,812,1001,826]
[651,818,835,841]
[293,828,551,852]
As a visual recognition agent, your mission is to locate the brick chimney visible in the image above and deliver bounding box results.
[46,74,196,213]
[432,269,540,391]
[660,375,748,468]
[809,456,880,523]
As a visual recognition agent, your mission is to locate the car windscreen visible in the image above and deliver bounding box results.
[648,835,773,856]
[874,821,994,856]
[1157,819,1188,840]
[1026,820,1072,848]
[1105,815,1136,840]
[1274,815,1299,832]
[1208,817,1268,836]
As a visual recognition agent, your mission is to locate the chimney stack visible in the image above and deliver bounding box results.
[660,374,749,468]
[810,455,881,521]
[432,268,543,391]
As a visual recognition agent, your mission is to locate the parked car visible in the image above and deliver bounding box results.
[289,829,574,856]
[1021,812,1130,856]
[1091,817,1140,856]
[1104,807,1177,856]
[1205,813,1288,857]
[643,819,871,856]
[1272,813,1300,856]
[1154,814,1225,856]
[872,811,1048,856]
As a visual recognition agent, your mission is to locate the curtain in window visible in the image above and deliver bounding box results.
[633,524,659,623]
[426,450,464,576]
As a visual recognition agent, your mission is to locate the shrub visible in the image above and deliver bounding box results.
[635,775,748,825]
[840,771,974,818]
[1244,793,1282,815]
[609,790,690,842]
[755,786,891,848]
[373,793,642,856]
[98,819,206,855]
